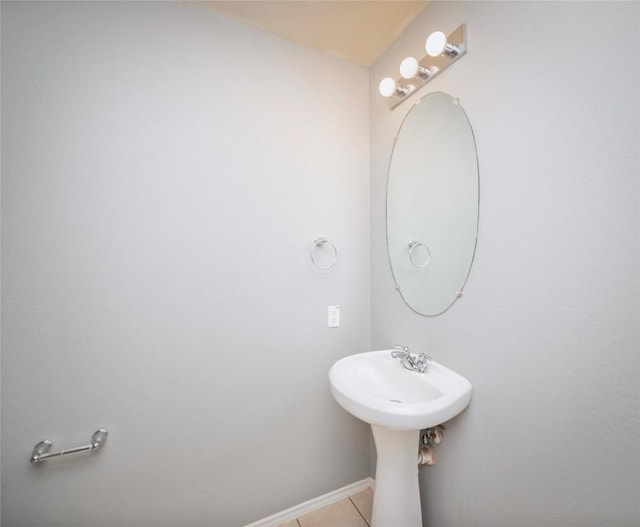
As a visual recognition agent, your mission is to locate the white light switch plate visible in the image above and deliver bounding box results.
[328,306,340,328]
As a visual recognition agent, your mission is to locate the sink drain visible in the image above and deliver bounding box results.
[389,399,402,403]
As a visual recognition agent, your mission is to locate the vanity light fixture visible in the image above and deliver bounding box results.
[378,77,413,98]
[425,31,461,57]
[399,57,437,80]
[379,24,467,109]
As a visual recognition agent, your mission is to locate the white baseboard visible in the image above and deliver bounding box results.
[244,477,375,527]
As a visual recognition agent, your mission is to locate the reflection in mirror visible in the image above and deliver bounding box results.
[386,91,479,316]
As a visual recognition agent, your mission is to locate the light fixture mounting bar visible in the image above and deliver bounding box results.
[388,24,467,110]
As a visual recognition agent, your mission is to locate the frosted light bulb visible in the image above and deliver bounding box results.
[378,77,397,97]
[399,57,419,79]
[426,31,447,56]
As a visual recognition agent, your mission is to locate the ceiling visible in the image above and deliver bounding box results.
[198,1,428,67]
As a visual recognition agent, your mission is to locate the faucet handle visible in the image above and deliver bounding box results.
[412,353,432,373]
[414,353,434,368]
[391,345,410,360]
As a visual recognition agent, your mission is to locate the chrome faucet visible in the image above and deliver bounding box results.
[391,345,434,374]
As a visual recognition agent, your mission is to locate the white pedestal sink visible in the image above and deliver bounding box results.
[329,350,472,527]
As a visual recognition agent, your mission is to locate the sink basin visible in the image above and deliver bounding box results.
[330,350,472,431]
[329,350,472,527]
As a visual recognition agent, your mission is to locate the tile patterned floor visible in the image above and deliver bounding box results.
[277,487,373,527]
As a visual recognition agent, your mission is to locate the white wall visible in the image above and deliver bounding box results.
[4,1,640,526]
[370,1,639,526]
[1,2,371,526]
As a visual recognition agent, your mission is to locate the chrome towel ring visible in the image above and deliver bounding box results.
[310,237,337,270]
[408,240,431,268]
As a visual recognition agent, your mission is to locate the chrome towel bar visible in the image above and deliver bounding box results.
[30,428,108,463]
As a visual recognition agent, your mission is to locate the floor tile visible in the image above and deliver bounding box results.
[298,498,368,527]
[350,487,373,525]
[276,520,299,527]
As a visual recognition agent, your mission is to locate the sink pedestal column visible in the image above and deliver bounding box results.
[371,425,422,527]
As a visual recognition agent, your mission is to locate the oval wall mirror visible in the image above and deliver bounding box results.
[386,91,479,316]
